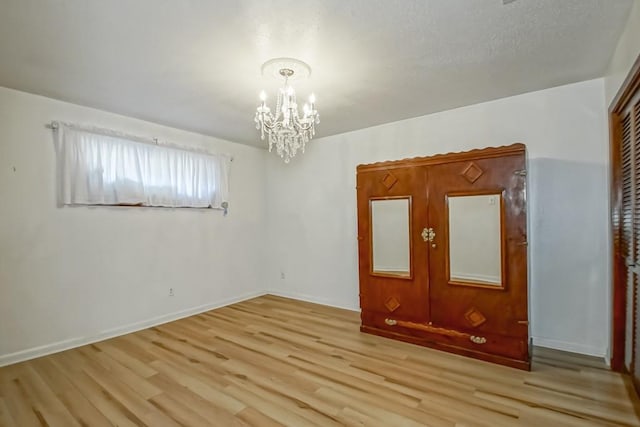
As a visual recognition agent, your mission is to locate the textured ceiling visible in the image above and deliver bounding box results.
[0,0,633,146]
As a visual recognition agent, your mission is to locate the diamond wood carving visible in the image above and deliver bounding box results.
[461,162,484,183]
[464,307,487,327]
[384,296,401,312]
[381,171,399,190]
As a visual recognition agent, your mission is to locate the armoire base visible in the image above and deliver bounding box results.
[361,325,531,371]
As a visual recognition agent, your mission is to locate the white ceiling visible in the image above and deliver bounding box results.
[0,0,633,147]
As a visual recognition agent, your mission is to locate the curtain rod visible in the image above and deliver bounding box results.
[45,121,233,161]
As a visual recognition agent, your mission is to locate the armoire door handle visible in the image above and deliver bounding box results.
[421,227,435,243]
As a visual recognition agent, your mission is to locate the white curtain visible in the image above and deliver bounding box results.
[55,125,230,209]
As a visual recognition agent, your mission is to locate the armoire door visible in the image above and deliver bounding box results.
[357,165,429,325]
[425,154,529,362]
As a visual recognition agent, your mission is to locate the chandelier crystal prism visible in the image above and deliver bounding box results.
[254,58,320,163]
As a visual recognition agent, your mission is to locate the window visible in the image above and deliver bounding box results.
[55,124,230,209]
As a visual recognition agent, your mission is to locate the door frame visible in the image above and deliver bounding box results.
[610,53,640,372]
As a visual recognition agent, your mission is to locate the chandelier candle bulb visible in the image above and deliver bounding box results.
[255,57,319,164]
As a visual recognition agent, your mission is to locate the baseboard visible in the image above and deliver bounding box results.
[0,290,267,367]
[532,336,608,358]
[267,290,360,312]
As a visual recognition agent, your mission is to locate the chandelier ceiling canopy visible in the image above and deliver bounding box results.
[255,58,319,163]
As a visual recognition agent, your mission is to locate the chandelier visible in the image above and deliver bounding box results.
[255,58,320,163]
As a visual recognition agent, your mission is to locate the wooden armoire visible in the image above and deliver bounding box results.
[356,144,530,370]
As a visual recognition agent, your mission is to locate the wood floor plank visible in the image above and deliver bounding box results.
[146,373,250,426]
[10,364,81,427]
[49,352,146,427]
[0,295,638,426]
[79,359,181,427]
[148,392,216,426]
[92,341,158,378]
[28,357,112,427]
[75,347,162,400]
[0,380,44,427]
[149,359,246,415]
[0,396,17,427]
[235,406,285,427]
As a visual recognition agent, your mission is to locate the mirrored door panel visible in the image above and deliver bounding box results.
[370,197,412,278]
[447,193,505,289]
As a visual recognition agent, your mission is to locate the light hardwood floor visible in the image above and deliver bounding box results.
[0,295,638,426]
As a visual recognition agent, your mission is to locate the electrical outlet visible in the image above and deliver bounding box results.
[280,272,285,280]
[169,288,174,297]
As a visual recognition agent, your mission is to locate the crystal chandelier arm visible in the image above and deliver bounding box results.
[258,114,280,133]
[295,108,319,127]
[292,115,315,131]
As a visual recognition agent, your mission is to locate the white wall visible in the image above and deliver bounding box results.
[605,0,640,105]
[266,78,610,357]
[0,87,267,366]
